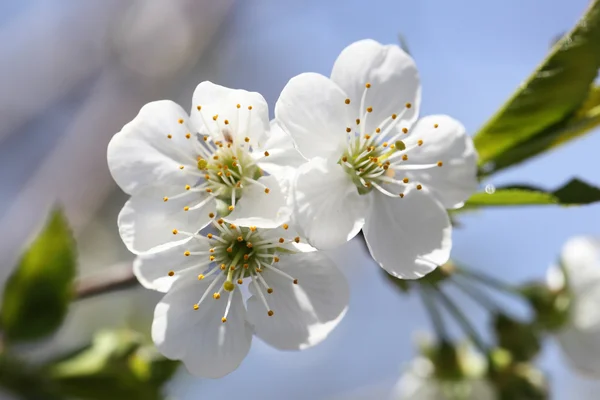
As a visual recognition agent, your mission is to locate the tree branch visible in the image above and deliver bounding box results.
[75,262,138,300]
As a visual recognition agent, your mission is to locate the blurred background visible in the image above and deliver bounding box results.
[1,0,600,398]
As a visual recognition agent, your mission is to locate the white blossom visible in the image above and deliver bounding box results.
[275,39,477,278]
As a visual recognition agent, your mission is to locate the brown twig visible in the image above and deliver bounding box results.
[75,262,138,300]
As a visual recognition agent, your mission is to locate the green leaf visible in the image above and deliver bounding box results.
[49,330,179,400]
[487,86,600,173]
[464,178,600,208]
[473,0,600,170]
[1,208,77,342]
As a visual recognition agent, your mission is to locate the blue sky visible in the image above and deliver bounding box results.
[169,1,600,399]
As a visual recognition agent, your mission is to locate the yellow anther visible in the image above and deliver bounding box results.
[345,98,351,104]
[249,226,257,232]
[236,104,241,109]
[248,105,253,110]
[226,247,233,253]
[403,178,409,184]
[402,127,408,134]
[198,274,205,280]
[197,105,202,111]
[392,114,397,120]
[236,182,242,188]
[417,139,423,146]
[437,161,443,167]
[207,233,213,239]
[371,157,378,163]
[346,127,352,133]
[293,279,299,285]
[279,238,285,243]
[213,155,219,160]
[365,82,371,88]
[210,255,215,261]
[203,135,209,141]
[179,165,184,170]
[232,161,238,167]
[294,236,300,243]
[167,134,172,139]
[183,206,189,211]
[168,270,175,277]
[365,134,371,140]
[185,185,191,190]
[163,197,169,202]
[178,119,184,124]
[224,119,229,125]
[243,263,249,269]
[342,156,348,162]
[212,114,218,121]
[390,144,395,149]
[247,242,253,248]
[220,264,226,270]
[356,118,360,125]
[186,133,191,139]
[213,293,221,300]
[383,165,389,170]
[383,142,388,147]
[416,184,423,190]
[376,128,381,133]
[217,218,224,224]
[267,288,273,294]
[217,171,223,177]
[184,250,191,256]
[172,229,178,235]
[209,212,215,218]
[221,317,227,323]
[402,154,408,161]
[264,151,270,157]
[264,188,270,194]
[237,279,243,284]
[193,304,199,310]
[243,255,250,261]
[224,281,235,292]
[399,193,405,198]
[274,257,280,262]
[434,123,439,128]
[209,248,215,253]
[197,158,208,169]
[406,102,412,108]
[366,106,373,113]
[244,137,250,142]
[282,223,289,230]
[228,205,235,211]
[268,310,274,317]
[255,268,263,273]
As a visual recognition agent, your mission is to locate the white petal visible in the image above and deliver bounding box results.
[560,236,600,290]
[256,120,307,175]
[190,81,269,147]
[275,72,352,160]
[557,313,600,378]
[292,157,369,249]
[152,277,253,378]
[402,115,478,209]
[330,39,421,134]
[107,100,198,195]
[224,175,291,228]
[363,189,451,279]
[118,185,215,254]
[246,251,349,350]
[133,237,212,292]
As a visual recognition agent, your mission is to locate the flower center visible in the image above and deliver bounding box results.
[165,106,272,216]
[171,220,300,323]
[339,82,443,198]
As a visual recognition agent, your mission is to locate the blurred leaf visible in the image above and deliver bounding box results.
[474,0,600,171]
[0,354,64,400]
[1,208,76,342]
[464,178,600,208]
[49,330,179,400]
[489,86,600,172]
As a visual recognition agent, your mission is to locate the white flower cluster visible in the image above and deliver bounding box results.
[107,39,478,377]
